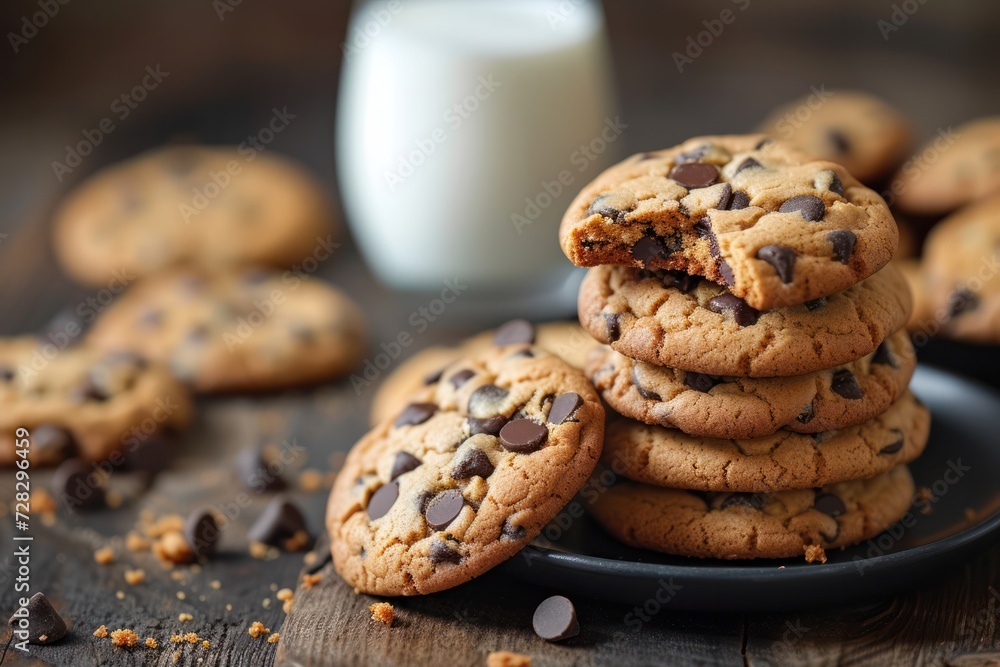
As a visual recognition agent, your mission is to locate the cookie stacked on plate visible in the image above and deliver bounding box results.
[559,134,930,561]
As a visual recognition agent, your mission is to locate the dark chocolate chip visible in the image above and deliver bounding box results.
[663,270,699,293]
[717,259,735,286]
[394,402,438,428]
[235,446,286,492]
[669,162,720,189]
[720,492,767,510]
[779,195,826,222]
[507,349,534,360]
[548,392,584,424]
[0,365,13,382]
[707,293,761,326]
[586,193,631,222]
[695,217,735,285]
[676,145,709,163]
[425,490,464,529]
[184,508,220,559]
[494,319,535,346]
[727,191,751,210]
[631,367,662,401]
[468,385,509,419]
[499,419,548,453]
[449,369,476,388]
[819,169,844,196]
[797,403,815,424]
[805,297,828,311]
[451,447,494,479]
[631,234,670,263]
[249,495,309,545]
[501,521,526,541]
[754,137,773,149]
[828,230,857,264]
[31,424,75,461]
[366,481,399,521]
[820,522,841,543]
[948,287,979,318]
[756,245,797,284]
[879,429,905,455]
[8,592,67,644]
[831,370,864,399]
[827,129,851,154]
[390,451,422,480]
[813,492,846,517]
[533,595,580,642]
[424,367,445,385]
[734,157,763,175]
[713,183,733,210]
[684,372,722,393]
[870,342,897,368]
[428,539,462,564]
[468,415,507,436]
[51,458,104,511]
[604,313,622,342]
[69,375,110,403]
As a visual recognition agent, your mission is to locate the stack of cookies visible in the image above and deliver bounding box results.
[558,134,931,561]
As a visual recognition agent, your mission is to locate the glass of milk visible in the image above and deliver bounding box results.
[337,0,619,295]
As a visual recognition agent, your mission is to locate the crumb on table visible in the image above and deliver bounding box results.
[124,569,146,585]
[302,573,323,589]
[110,628,139,647]
[487,651,533,667]
[248,621,270,638]
[93,625,109,638]
[268,632,280,644]
[369,601,395,627]
[804,544,827,564]
[145,637,158,648]
[94,546,115,565]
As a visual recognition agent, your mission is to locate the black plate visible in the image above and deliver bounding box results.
[503,366,1000,611]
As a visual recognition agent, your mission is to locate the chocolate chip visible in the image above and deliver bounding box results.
[548,392,584,424]
[425,490,464,529]
[814,492,846,517]
[663,270,699,293]
[755,137,773,150]
[604,313,622,342]
[31,425,75,461]
[367,481,399,521]
[871,342,897,368]
[69,375,110,403]
[707,293,761,326]
[533,595,580,642]
[695,217,734,286]
[734,157,763,175]
[235,446,286,492]
[494,319,535,346]
[390,452,422,480]
[394,402,437,428]
[451,447,494,479]
[630,367,661,401]
[820,522,841,543]
[499,419,548,453]
[805,297,828,311]
[684,372,721,393]
[727,191,751,210]
[428,539,462,564]
[184,508,220,559]
[51,458,104,511]
[779,195,826,222]
[831,370,864,399]
[676,145,709,163]
[713,183,733,210]
[669,162,719,189]
[879,429,905,455]
[423,367,445,385]
[468,385,509,419]
[827,129,851,154]
[507,349,534,360]
[948,287,979,318]
[797,403,815,424]
[448,369,475,388]
[501,521,526,541]
[828,230,856,264]
[0,365,13,382]
[8,593,67,645]
[586,193,632,222]
[720,492,767,510]
[631,234,670,263]
[468,415,507,436]
[755,245,797,284]
[817,169,845,196]
[249,496,309,546]
[718,259,735,286]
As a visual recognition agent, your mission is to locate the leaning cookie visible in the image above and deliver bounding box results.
[369,320,601,426]
[560,134,897,310]
[579,263,911,378]
[0,339,192,465]
[589,466,914,560]
[327,344,604,595]
[588,329,915,439]
[54,145,335,286]
[86,267,365,392]
[602,391,929,493]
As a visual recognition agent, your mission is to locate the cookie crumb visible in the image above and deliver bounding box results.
[145,637,158,649]
[277,588,295,614]
[124,569,146,585]
[917,487,934,514]
[116,591,125,600]
[210,580,222,590]
[94,625,109,638]
[125,530,150,552]
[170,634,184,643]
[177,591,186,600]
[31,489,57,515]
[267,632,280,644]
[106,490,124,509]
[283,529,311,552]
[94,546,115,565]
[178,613,193,622]
[248,621,270,638]
[262,598,271,609]
[38,634,48,642]
[487,651,532,667]
[299,468,324,492]
[804,544,827,564]
[110,628,139,647]
[172,651,181,663]
[302,573,322,589]
[203,640,210,648]
[154,530,194,565]
[185,632,199,644]
[369,602,394,626]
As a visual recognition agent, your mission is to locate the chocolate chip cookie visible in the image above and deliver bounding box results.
[54,145,335,286]
[602,390,929,492]
[0,338,192,465]
[578,263,911,377]
[893,117,1000,216]
[559,134,897,310]
[370,320,601,425]
[757,91,911,184]
[86,268,365,392]
[327,344,604,595]
[589,466,914,560]
[587,328,915,439]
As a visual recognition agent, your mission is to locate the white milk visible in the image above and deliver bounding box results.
[337,0,618,292]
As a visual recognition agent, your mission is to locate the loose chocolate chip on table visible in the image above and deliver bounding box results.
[727,190,751,210]
[879,429,905,455]
[707,293,761,327]
[631,367,662,401]
[721,492,768,510]
[827,129,851,154]
[684,372,721,393]
[468,385,509,419]
[805,297,828,311]
[533,595,580,642]
[51,458,104,511]
[31,424,75,461]
[797,403,815,424]
[814,492,847,517]
[235,446,286,492]
[604,313,622,342]
[394,402,438,428]
[449,369,476,388]
[831,370,864,399]
[870,342,897,368]
[548,392,584,424]
[669,162,720,189]
[428,539,462,564]
[499,419,548,453]
[756,245,797,283]
[451,447,494,479]
[390,451,422,480]
[779,195,826,222]
[249,495,310,546]
[948,287,979,318]
[631,234,669,263]
[468,415,507,436]
[8,592,67,645]
[734,157,763,175]
[828,230,857,264]
[185,508,221,559]
[493,319,535,346]
[423,367,445,385]
[425,490,465,530]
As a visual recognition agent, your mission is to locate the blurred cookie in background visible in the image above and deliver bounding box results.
[757,90,911,185]
[54,145,336,286]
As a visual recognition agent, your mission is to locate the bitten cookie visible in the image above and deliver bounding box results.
[602,391,929,492]
[587,329,915,439]
[369,320,601,425]
[86,268,365,392]
[579,263,912,377]
[892,117,1000,216]
[0,339,192,465]
[327,344,605,595]
[757,90,911,184]
[559,134,897,310]
[589,466,914,560]
[54,145,335,286]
